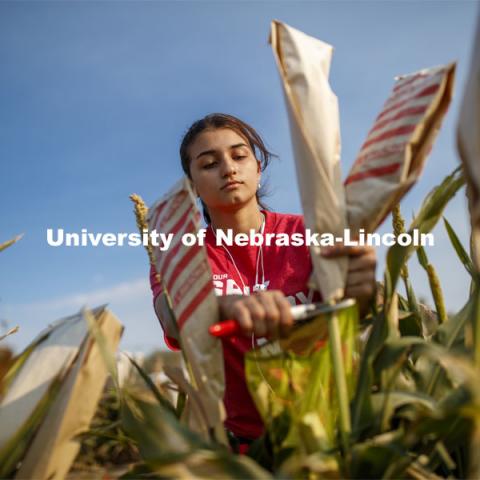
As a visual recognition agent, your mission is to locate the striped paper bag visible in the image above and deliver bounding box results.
[346,63,456,233]
[147,178,226,441]
[458,13,480,268]
[270,20,348,302]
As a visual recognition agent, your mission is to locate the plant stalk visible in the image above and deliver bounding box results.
[474,284,480,368]
[327,309,351,452]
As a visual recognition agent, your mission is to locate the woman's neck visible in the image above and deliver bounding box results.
[209,202,263,234]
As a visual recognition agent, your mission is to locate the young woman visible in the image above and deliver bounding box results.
[150,113,376,447]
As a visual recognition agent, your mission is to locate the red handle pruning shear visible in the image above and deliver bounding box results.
[208,299,355,338]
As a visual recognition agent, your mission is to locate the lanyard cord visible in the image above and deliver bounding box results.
[217,241,248,294]
[210,213,265,295]
[254,228,265,290]
[210,213,276,396]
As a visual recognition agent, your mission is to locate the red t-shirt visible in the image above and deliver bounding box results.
[150,210,320,439]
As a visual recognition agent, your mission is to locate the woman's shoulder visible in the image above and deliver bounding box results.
[264,210,305,233]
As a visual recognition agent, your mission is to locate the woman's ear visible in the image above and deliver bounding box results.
[257,161,262,188]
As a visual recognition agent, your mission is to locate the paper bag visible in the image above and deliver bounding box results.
[457,13,480,268]
[270,20,348,302]
[147,178,226,442]
[346,63,456,233]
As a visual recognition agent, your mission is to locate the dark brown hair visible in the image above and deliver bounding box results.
[179,113,275,223]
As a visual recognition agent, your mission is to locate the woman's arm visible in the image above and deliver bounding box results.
[154,291,179,341]
[218,245,377,337]
[321,244,377,317]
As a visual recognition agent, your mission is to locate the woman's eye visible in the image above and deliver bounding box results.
[234,155,247,160]
[202,161,217,170]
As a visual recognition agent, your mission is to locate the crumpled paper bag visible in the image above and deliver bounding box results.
[457,13,480,268]
[346,63,456,233]
[270,20,348,302]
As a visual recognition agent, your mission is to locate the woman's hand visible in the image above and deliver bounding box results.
[216,245,376,337]
[218,290,294,338]
[321,244,377,316]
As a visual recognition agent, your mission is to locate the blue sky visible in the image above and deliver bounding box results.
[0,1,478,353]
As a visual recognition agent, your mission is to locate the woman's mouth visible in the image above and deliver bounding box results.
[221,181,242,190]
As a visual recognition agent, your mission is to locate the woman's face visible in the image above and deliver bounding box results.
[187,128,261,213]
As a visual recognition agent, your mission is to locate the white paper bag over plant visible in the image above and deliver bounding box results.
[270,20,348,302]
[346,63,455,233]
[458,12,480,268]
[270,20,455,303]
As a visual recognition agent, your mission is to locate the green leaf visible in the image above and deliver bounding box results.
[175,391,186,418]
[124,353,177,417]
[443,217,476,280]
[121,392,209,465]
[385,167,465,305]
[472,287,480,368]
[416,245,429,269]
[372,337,428,431]
[398,312,423,337]
[351,311,388,440]
[373,337,427,378]
[434,294,473,349]
[404,278,423,337]
[410,166,464,233]
[426,292,476,396]
[349,430,411,479]
[121,393,272,479]
[371,390,436,415]
[354,168,464,442]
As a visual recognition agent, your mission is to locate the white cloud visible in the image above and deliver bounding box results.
[2,278,168,354]
[7,277,148,312]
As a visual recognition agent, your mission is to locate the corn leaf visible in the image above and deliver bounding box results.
[124,353,177,416]
[416,245,429,269]
[355,343,478,478]
[121,392,272,479]
[472,286,480,367]
[121,392,209,465]
[427,292,476,396]
[372,337,428,431]
[349,429,411,479]
[341,168,464,453]
[370,390,436,415]
[351,311,389,440]
[385,167,464,305]
[410,166,465,233]
[373,337,427,377]
[443,217,477,280]
[433,287,478,349]
[404,278,423,337]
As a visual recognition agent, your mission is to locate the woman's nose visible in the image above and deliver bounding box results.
[219,157,237,177]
